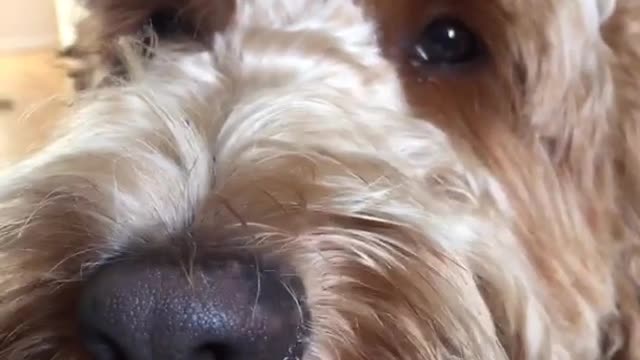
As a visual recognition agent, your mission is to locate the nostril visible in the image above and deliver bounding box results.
[83,331,127,360]
[194,344,230,360]
[85,333,232,360]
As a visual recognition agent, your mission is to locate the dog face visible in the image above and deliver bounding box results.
[1,0,638,359]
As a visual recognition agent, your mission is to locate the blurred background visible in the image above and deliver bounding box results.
[0,0,86,127]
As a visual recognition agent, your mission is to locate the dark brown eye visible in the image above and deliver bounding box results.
[413,17,483,67]
[147,9,194,39]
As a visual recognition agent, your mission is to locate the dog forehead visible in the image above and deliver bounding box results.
[359,0,614,22]
[230,0,367,30]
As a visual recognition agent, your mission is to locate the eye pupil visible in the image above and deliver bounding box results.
[148,9,191,39]
[414,18,481,66]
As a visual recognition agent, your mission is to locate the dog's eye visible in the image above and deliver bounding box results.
[148,9,193,38]
[413,17,483,67]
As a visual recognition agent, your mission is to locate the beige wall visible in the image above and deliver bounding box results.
[0,0,60,52]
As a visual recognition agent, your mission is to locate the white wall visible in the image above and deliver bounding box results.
[55,0,87,48]
[0,0,60,52]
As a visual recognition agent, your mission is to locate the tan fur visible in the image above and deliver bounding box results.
[1,0,640,359]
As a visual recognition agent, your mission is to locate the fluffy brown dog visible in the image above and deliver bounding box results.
[2,0,640,359]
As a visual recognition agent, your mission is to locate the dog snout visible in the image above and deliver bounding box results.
[77,255,307,360]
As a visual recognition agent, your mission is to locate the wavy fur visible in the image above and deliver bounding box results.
[1,0,639,359]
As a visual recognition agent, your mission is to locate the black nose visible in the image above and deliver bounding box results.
[78,255,307,360]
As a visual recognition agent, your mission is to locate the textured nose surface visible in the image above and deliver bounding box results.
[78,256,307,360]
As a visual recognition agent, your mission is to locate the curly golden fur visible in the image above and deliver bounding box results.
[1,0,640,359]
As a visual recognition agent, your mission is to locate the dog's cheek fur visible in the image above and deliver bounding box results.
[371,0,634,358]
[602,2,640,357]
